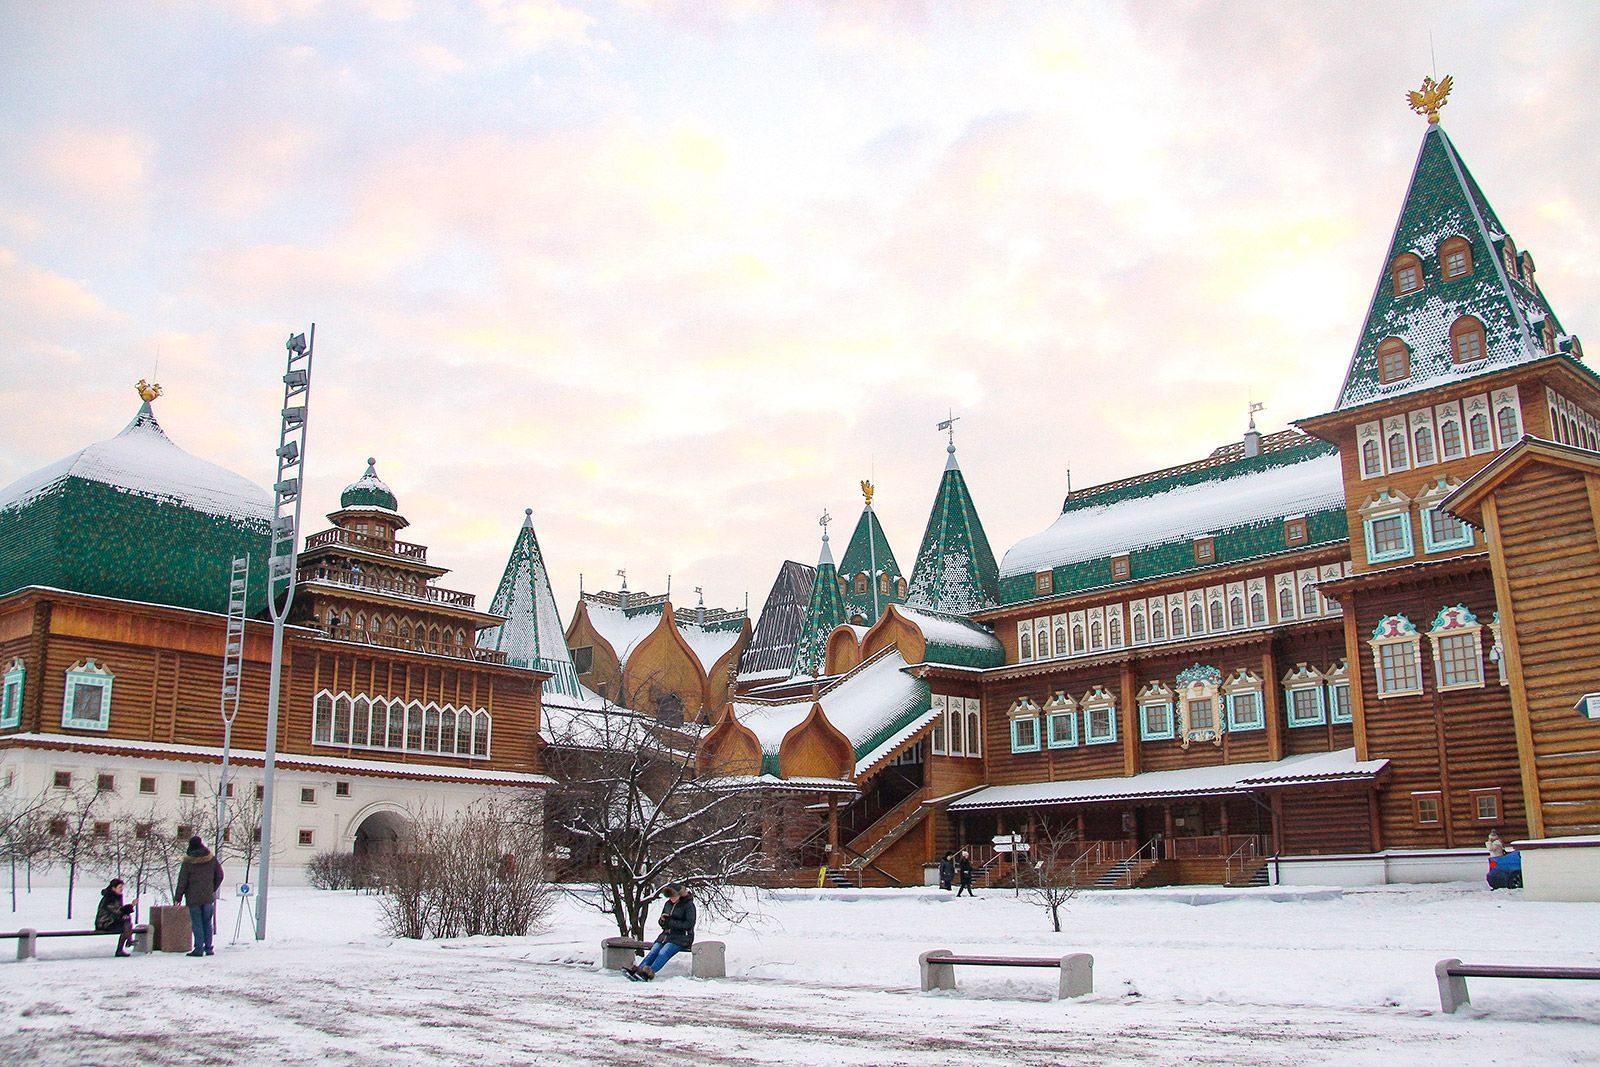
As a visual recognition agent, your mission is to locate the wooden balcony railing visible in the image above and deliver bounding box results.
[300,565,478,608]
[304,528,430,562]
[324,625,507,664]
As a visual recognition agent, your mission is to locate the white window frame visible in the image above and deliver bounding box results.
[62,660,114,731]
[1429,605,1485,692]
[1008,698,1041,754]
[1222,669,1264,733]
[1082,686,1118,745]
[1137,680,1175,742]
[1370,615,1424,698]
[1282,664,1327,727]
[1174,666,1224,748]
[1,658,23,729]
[1044,693,1079,749]
[930,695,948,755]
[312,689,492,759]
[963,698,981,759]
[1017,623,1034,662]
[1360,490,1413,565]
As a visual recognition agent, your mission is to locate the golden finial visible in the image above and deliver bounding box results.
[135,379,163,403]
[1406,74,1453,125]
[859,479,875,506]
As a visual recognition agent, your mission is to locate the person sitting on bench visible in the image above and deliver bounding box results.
[628,884,695,981]
[95,878,137,957]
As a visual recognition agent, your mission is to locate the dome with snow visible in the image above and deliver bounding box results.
[340,457,398,512]
[0,401,272,615]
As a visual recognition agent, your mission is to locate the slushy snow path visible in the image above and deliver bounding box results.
[2,882,1596,1065]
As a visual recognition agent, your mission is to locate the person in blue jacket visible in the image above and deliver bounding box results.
[628,884,695,981]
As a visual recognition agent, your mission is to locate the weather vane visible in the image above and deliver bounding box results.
[819,509,832,537]
[1249,401,1264,430]
[136,379,162,403]
[859,480,874,507]
[1407,74,1453,124]
[937,410,960,449]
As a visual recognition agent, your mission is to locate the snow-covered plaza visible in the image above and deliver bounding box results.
[2,882,1596,1066]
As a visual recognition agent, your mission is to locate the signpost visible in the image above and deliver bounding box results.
[994,833,1030,896]
[1574,693,1600,721]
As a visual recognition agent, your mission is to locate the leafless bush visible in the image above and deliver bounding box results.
[376,800,553,940]
[307,850,363,891]
[1023,822,1082,932]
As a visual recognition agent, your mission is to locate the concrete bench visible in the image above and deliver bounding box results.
[2,925,152,960]
[1435,958,1600,1013]
[600,936,726,979]
[920,949,1093,1000]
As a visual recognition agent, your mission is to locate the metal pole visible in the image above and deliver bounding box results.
[255,325,315,940]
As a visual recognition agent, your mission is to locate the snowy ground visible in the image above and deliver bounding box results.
[2,881,1597,1066]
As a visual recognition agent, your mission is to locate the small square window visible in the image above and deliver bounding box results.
[1473,791,1501,822]
[175,823,193,841]
[179,779,197,797]
[49,818,67,837]
[253,827,262,843]
[134,822,153,840]
[139,776,157,795]
[297,829,315,848]
[96,773,116,793]
[571,646,594,674]
[93,821,110,838]
[1034,571,1054,595]
[1285,518,1307,545]
[1194,538,1215,564]
[256,783,265,800]
[224,782,235,798]
[1413,793,1442,826]
[53,770,72,789]
[335,781,350,798]
[1111,555,1130,581]
[300,787,316,804]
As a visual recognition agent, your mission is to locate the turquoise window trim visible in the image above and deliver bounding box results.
[1363,512,1414,564]
[1328,682,1353,724]
[1284,684,1327,728]
[1084,703,1118,745]
[1009,716,1041,753]
[62,664,113,732]
[1420,505,1474,553]
[1224,690,1264,732]
[1046,710,1079,749]
[1139,701,1175,741]
[1,662,22,729]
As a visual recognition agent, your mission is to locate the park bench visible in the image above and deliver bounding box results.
[1435,958,1600,1013]
[600,936,726,979]
[2,925,152,960]
[919,949,1093,1000]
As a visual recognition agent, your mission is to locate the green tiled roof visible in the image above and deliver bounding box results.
[340,458,399,511]
[896,604,1005,669]
[837,503,904,624]
[1334,124,1576,411]
[478,509,582,698]
[905,447,999,613]
[791,534,847,679]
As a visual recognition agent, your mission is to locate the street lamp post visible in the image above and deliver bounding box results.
[255,326,315,940]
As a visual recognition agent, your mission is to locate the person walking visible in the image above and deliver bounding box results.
[938,852,954,891]
[95,878,137,957]
[628,884,696,981]
[956,851,975,897]
[174,835,225,958]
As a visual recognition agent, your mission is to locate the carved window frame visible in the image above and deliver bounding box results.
[1043,692,1079,749]
[1137,681,1175,741]
[1429,604,1485,692]
[1082,686,1118,746]
[1370,615,1424,698]
[1282,663,1327,727]
[0,658,22,729]
[1008,697,1041,754]
[62,660,114,732]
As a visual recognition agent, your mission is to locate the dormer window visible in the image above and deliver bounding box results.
[1194,537,1215,565]
[1521,253,1538,293]
[1439,236,1473,280]
[1391,253,1423,296]
[1501,238,1519,280]
[1378,338,1410,383]
[1451,316,1486,364]
[1034,571,1053,596]
[1111,555,1130,581]
[1285,517,1308,546]
[1542,320,1557,355]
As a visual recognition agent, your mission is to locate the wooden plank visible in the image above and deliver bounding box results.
[1483,496,1546,838]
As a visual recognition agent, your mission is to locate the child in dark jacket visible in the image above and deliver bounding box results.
[628,884,696,981]
[95,879,136,957]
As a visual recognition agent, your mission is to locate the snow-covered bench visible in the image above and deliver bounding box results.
[1435,958,1600,1013]
[600,937,726,979]
[919,949,1093,1000]
[2,925,152,960]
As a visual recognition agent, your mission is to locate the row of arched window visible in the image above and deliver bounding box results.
[1357,389,1521,481]
[841,573,908,599]
[1389,234,1537,300]
[312,690,491,758]
[1376,317,1490,385]
[322,609,470,653]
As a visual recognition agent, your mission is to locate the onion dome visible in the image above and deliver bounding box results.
[340,457,398,512]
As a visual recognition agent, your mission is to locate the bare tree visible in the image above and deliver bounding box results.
[543,701,785,941]
[49,777,109,919]
[0,765,54,912]
[218,782,264,886]
[100,810,169,908]
[1023,821,1082,933]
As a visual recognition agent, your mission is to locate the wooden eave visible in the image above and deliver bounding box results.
[297,541,450,578]
[1440,434,1600,529]
[297,631,551,682]
[326,506,410,531]
[976,544,1350,624]
[1315,552,1491,602]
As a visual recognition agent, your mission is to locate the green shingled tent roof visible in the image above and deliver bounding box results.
[905,441,998,614]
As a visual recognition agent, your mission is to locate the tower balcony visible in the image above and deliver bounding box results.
[299,564,478,608]
[304,527,429,562]
[322,624,508,664]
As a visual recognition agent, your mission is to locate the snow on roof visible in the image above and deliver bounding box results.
[894,605,1001,657]
[0,404,272,525]
[678,621,743,672]
[948,749,1388,810]
[999,450,1343,578]
[733,650,928,762]
[582,600,665,667]
[539,687,639,746]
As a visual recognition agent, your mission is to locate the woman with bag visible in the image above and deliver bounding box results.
[627,884,696,981]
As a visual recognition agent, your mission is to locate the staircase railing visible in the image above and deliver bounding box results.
[844,786,929,858]
[1223,837,1261,886]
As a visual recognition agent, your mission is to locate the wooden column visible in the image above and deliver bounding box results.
[1368,789,1383,852]
[1483,495,1544,838]
[1341,606,1371,761]
[1262,648,1284,762]
[1120,661,1140,777]
[1162,805,1174,858]
[1219,800,1230,837]
[826,795,840,864]
[1076,811,1086,844]
[1269,793,1284,855]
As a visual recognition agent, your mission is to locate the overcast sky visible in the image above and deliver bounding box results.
[3,1,1597,624]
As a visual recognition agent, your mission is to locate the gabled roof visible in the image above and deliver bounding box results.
[837,502,904,623]
[905,444,999,613]
[889,604,1005,669]
[739,560,816,680]
[477,508,583,700]
[996,434,1345,603]
[1442,434,1600,527]
[1332,123,1576,412]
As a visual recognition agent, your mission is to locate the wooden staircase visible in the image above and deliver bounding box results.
[841,788,932,882]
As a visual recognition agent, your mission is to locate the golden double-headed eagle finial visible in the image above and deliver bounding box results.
[135,379,163,403]
[1406,74,1453,124]
[860,479,875,506]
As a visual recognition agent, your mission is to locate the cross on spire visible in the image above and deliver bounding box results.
[819,508,832,541]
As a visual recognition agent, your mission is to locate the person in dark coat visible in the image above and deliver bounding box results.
[174,835,225,957]
[938,852,954,891]
[95,878,137,957]
[956,850,975,897]
[628,884,696,981]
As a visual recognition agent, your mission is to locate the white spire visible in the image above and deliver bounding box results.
[817,509,834,567]
[938,411,961,471]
